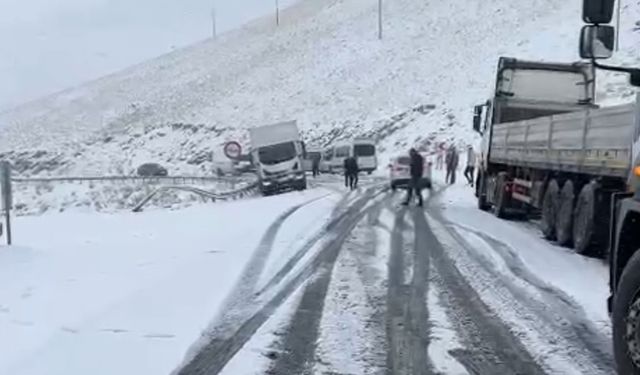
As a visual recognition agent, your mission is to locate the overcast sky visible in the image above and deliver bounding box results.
[0,0,297,111]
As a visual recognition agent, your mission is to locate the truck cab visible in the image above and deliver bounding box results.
[474,57,596,172]
[249,121,307,196]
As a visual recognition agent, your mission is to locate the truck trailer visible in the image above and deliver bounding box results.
[473,57,639,255]
[474,55,640,373]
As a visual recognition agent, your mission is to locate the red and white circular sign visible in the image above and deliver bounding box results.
[224,141,242,160]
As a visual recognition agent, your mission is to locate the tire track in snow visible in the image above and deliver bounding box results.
[257,185,383,296]
[178,188,385,375]
[385,207,435,375]
[310,197,389,375]
[211,198,323,335]
[432,216,614,374]
[418,208,547,375]
[267,188,388,374]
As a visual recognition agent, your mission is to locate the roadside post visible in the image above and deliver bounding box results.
[0,161,12,245]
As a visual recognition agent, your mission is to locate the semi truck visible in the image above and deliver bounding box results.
[577,0,640,373]
[249,121,307,196]
[474,56,640,373]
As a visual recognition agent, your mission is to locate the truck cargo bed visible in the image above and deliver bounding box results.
[490,101,638,178]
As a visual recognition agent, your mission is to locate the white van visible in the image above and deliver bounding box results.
[352,138,377,174]
[320,147,333,173]
[325,139,378,174]
[327,141,351,173]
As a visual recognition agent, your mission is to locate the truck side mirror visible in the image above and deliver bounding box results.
[582,0,615,24]
[580,25,615,59]
[473,105,483,134]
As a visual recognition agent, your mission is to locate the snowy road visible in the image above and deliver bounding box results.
[177,176,615,375]
[0,175,614,375]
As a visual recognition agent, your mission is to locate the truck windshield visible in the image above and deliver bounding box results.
[354,144,375,157]
[499,68,592,104]
[258,142,297,165]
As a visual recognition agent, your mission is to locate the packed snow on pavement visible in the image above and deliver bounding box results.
[433,176,610,332]
[0,188,339,375]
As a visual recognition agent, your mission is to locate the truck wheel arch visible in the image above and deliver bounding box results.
[614,209,640,291]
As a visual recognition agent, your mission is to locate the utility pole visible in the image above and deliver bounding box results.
[615,0,622,51]
[276,0,280,26]
[211,4,217,39]
[378,0,383,40]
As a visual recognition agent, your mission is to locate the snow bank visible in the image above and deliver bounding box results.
[0,189,332,375]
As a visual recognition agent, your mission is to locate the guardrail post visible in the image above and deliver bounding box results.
[1,161,13,245]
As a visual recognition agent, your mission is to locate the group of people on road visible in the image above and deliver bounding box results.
[437,143,477,187]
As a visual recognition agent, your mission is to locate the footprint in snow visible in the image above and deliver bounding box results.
[143,333,176,339]
[12,319,34,327]
[101,328,129,334]
[21,287,35,299]
[61,326,79,334]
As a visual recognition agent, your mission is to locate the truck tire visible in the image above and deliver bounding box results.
[493,173,508,218]
[477,172,490,211]
[556,181,575,247]
[613,250,640,375]
[573,182,602,256]
[541,179,560,240]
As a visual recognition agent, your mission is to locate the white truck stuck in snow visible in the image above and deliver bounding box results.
[249,121,307,196]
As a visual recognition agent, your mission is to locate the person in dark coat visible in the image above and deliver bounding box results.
[445,145,459,185]
[402,148,424,206]
[344,156,359,190]
[311,155,321,178]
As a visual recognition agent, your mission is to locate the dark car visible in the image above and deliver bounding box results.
[137,163,168,177]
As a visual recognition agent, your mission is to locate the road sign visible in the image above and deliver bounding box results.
[224,141,242,160]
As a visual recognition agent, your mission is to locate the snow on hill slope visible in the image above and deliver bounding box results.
[1,0,639,178]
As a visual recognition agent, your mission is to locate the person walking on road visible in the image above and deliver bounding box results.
[402,148,424,207]
[436,143,445,170]
[445,145,459,185]
[311,155,321,178]
[344,156,359,190]
[464,145,476,187]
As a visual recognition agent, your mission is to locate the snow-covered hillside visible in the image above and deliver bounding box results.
[1,0,639,177]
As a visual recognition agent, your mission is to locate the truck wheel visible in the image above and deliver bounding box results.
[477,172,490,211]
[493,173,508,218]
[573,182,603,256]
[613,250,640,375]
[556,181,575,247]
[541,179,560,240]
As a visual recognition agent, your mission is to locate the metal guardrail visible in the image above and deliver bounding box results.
[11,175,244,184]
[131,182,259,213]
